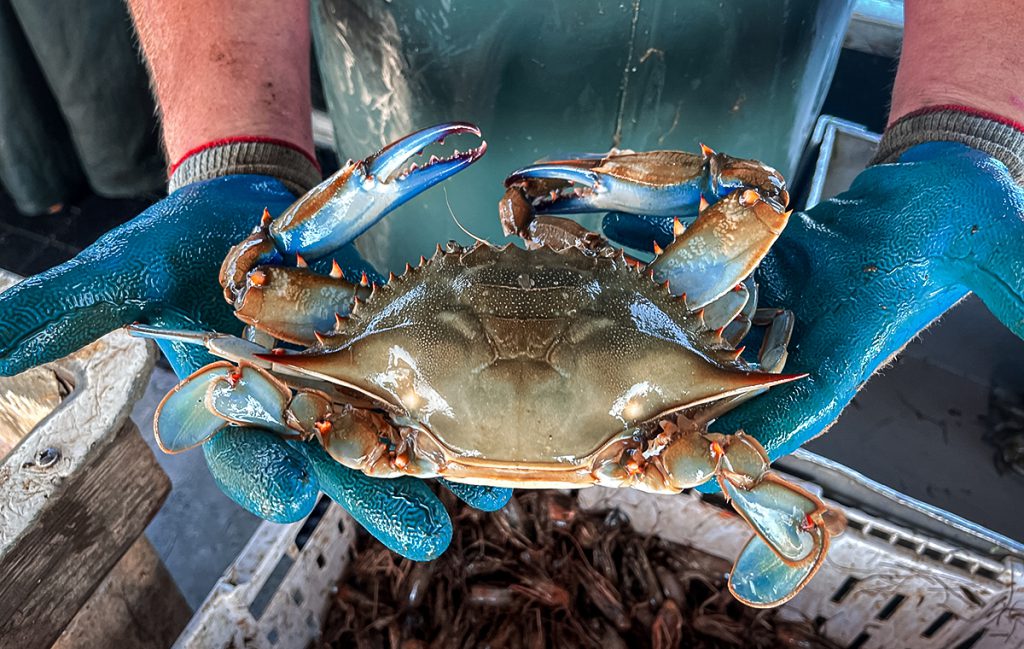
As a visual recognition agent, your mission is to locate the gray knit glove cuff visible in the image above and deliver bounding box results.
[870,107,1024,183]
[168,139,322,195]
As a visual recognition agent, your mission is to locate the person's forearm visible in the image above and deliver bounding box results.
[127,0,313,168]
[890,0,1024,125]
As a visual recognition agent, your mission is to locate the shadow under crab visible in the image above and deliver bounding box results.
[129,122,844,608]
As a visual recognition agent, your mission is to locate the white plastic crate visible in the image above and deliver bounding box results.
[174,449,1023,649]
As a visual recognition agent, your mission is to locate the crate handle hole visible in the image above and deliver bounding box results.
[830,576,860,604]
[847,631,870,649]
[248,553,295,619]
[921,611,955,638]
[952,628,986,649]
[876,593,906,621]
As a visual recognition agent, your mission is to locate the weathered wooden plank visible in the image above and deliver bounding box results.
[53,535,191,649]
[0,421,170,649]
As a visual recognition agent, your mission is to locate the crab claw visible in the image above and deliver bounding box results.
[648,189,791,308]
[269,122,486,261]
[505,147,789,225]
[706,151,789,212]
[505,151,708,217]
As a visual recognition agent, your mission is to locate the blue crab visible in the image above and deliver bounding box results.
[130,123,843,607]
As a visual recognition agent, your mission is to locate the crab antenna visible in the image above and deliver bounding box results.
[444,186,492,247]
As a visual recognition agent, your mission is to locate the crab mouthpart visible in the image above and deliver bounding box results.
[366,122,487,188]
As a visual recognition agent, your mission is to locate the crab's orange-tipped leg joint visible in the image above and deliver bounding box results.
[317,408,434,479]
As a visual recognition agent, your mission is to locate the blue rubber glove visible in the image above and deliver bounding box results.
[606,142,1024,461]
[0,174,510,560]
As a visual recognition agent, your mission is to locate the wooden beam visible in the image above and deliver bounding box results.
[53,535,191,649]
[0,421,170,649]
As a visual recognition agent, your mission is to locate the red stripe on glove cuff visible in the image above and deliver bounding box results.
[898,104,1024,136]
[169,136,320,176]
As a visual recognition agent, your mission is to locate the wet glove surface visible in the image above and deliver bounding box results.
[0,174,510,560]
[606,142,1024,459]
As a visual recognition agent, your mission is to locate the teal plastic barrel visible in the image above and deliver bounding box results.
[312,0,853,271]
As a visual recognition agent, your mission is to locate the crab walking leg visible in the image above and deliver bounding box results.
[647,189,791,308]
[692,308,796,426]
[650,421,840,607]
[723,278,758,348]
[316,407,412,479]
[702,282,750,331]
[153,361,333,452]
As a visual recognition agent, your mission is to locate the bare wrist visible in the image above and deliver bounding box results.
[889,0,1024,126]
[127,0,315,172]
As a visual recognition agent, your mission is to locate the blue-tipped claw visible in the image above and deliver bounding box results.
[505,152,712,217]
[506,163,601,189]
[365,122,482,181]
[268,122,486,261]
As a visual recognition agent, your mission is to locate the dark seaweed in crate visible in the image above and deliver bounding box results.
[317,490,840,649]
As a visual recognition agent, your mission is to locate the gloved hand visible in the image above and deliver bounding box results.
[605,140,1024,460]
[0,172,510,560]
